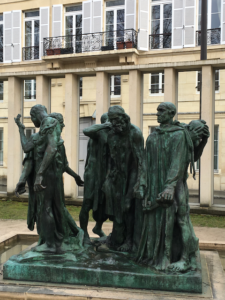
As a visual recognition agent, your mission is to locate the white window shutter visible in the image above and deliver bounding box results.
[82,0,92,34]
[3,11,12,63]
[93,0,102,33]
[183,0,195,47]
[52,4,62,37]
[40,7,49,58]
[221,0,225,44]
[12,11,21,62]
[138,0,149,51]
[172,0,183,49]
[125,0,136,30]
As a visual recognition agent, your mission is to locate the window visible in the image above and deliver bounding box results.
[198,0,221,44]
[149,126,157,134]
[196,70,219,92]
[0,129,3,166]
[0,81,3,101]
[25,128,36,139]
[0,14,3,62]
[24,79,36,101]
[214,125,219,171]
[196,125,218,171]
[110,75,121,96]
[80,77,83,98]
[150,3,172,49]
[65,5,82,53]
[106,1,125,47]
[106,0,125,7]
[150,72,164,94]
[24,10,40,60]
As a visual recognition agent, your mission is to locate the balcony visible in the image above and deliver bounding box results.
[43,29,138,56]
[196,28,221,46]
[149,33,171,50]
[23,46,39,61]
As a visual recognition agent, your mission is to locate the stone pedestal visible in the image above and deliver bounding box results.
[3,245,202,293]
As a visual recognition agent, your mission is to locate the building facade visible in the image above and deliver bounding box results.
[0,0,223,208]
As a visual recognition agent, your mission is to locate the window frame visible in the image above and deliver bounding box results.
[64,5,82,36]
[110,75,121,98]
[24,79,36,101]
[198,0,221,30]
[0,14,3,63]
[150,0,172,50]
[196,70,219,94]
[105,2,125,32]
[0,81,3,102]
[149,72,164,96]
[0,128,3,166]
[24,10,40,61]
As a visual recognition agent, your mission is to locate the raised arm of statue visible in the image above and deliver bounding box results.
[14,114,34,153]
[83,122,111,140]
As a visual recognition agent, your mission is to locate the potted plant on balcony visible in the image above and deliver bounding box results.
[116,41,125,50]
[54,48,61,55]
[46,49,54,55]
[125,38,133,49]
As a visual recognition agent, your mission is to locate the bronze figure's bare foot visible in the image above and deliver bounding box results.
[167,259,191,273]
[92,226,106,237]
[34,243,56,253]
[117,241,132,252]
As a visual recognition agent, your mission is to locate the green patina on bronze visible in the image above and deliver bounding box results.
[3,103,209,293]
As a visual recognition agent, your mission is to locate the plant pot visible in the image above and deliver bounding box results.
[125,41,133,49]
[117,42,125,50]
[101,45,114,51]
[61,47,74,54]
[46,49,54,55]
[54,48,61,55]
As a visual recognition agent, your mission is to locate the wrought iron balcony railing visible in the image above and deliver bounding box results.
[149,33,171,50]
[149,88,164,94]
[196,28,221,46]
[43,29,138,56]
[23,46,39,61]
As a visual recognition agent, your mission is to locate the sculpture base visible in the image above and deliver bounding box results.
[3,244,202,293]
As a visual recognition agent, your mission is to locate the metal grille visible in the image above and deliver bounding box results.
[149,33,171,50]
[196,28,221,46]
[22,46,39,61]
[43,29,138,56]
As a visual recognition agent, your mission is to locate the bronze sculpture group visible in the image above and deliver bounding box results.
[14,102,209,277]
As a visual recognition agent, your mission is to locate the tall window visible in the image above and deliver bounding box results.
[214,125,219,171]
[150,3,172,49]
[65,5,82,53]
[196,70,219,92]
[198,0,221,44]
[0,14,3,62]
[0,81,3,101]
[106,0,125,48]
[25,128,36,139]
[24,79,36,101]
[150,72,164,94]
[110,75,121,96]
[80,77,83,97]
[24,10,40,60]
[0,129,3,166]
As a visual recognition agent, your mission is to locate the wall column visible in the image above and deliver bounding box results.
[7,77,23,195]
[36,75,50,112]
[129,70,142,128]
[164,67,178,114]
[64,74,79,199]
[200,66,215,207]
[96,72,110,124]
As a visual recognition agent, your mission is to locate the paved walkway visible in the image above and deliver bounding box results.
[0,219,225,246]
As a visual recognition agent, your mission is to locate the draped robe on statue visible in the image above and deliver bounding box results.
[136,124,199,270]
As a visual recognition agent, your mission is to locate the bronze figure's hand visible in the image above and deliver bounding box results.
[34,174,46,192]
[156,187,174,208]
[75,175,84,187]
[15,181,26,197]
[14,114,25,129]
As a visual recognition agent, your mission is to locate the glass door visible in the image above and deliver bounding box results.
[106,2,125,49]
[65,6,82,53]
[24,11,39,60]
